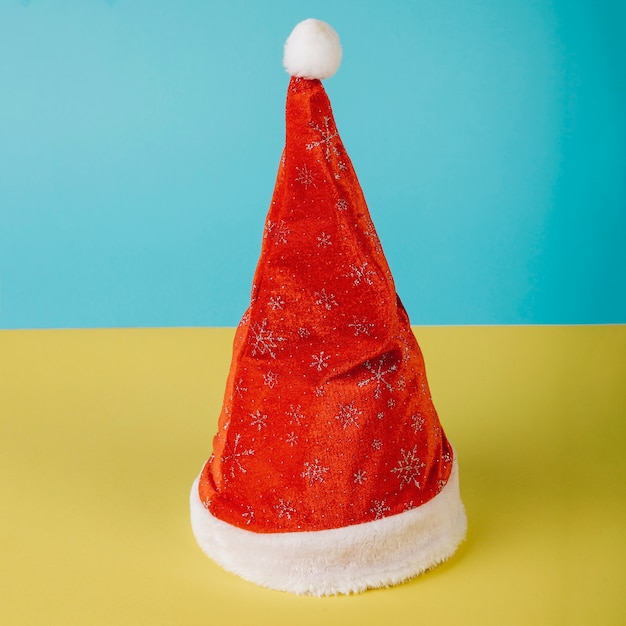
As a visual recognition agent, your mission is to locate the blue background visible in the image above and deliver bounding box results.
[1,0,624,329]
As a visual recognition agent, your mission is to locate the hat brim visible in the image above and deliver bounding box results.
[189,456,467,596]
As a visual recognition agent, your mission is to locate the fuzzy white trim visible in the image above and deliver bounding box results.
[283,18,342,80]
[190,458,466,596]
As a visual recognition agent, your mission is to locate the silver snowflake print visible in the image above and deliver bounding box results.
[306,116,340,161]
[388,398,396,408]
[403,500,415,512]
[249,318,286,359]
[310,351,330,372]
[242,505,255,525]
[336,198,348,211]
[301,459,329,486]
[372,439,382,451]
[313,288,338,310]
[348,262,376,286]
[443,451,452,464]
[314,385,326,397]
[234,378,248,398]
[370,499,391,520]
[377,412,384,420]
[263,370,278,389]
[265,219,290,244]
[295,163,316,188]
[358,353,398,399]
[221,433,255,480]
[268,295,284,310]
[275,499,296,520]
[317,232,332,248]
[391,446,426,490]
[249,409,268,431]
[348,316,374,336]
[437,479,447,493]
[397,376,407,390]
[396,334,412,363]
[298,327,310,338]
[335,401,362,430]
[353,470,367,485]
[411,413,425,433]
[286,404,306,425]
[363,218,384,254]
[285,431,298,446]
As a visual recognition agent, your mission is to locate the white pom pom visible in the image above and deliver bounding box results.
[283,19,342,80]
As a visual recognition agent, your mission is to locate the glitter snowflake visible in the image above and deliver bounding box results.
[275,499,295,520]
[286,404,306,425]
[353,470,367,485]
[391,446,426,490]
[295,163,316,188]
[298,327,310,338]
[396,334,412,363]
[397,376,407,390]
[365,229,384,255]
[348,316,374,336]
[249,409,268,431]
[242,505,255,525]
[370,499,391,520]
[411,413,425,433]
[348,262,375,286]
[221,433,254,480]
[268,295,284,311]
[317,232,332,248]
[301,459,329,485]
[358,353,398,399]
[372,439,382,451]
[263,370,278,389]
[234,378,248,398]
[306,116,340,161]
[285,431,298,446]
[335,401,361,430]
[249,318,286,359]
[313,288,338,310]
[265,219,290,244]
[336,198,348,211]
[310,351,330,372]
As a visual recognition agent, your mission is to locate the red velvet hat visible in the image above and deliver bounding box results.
[190,18,466,595]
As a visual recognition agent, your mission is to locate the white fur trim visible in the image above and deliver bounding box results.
[190,458,466,595]
[283,19,342,80]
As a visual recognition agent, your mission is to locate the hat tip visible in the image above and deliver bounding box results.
[283,18,342,80]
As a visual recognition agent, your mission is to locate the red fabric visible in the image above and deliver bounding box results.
[198,77,453,533]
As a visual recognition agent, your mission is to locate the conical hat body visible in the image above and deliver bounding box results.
[197,77,454,533]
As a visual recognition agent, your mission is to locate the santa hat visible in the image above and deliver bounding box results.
[190,18,467,596]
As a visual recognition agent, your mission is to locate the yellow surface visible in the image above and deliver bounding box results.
[1,325,625,625]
